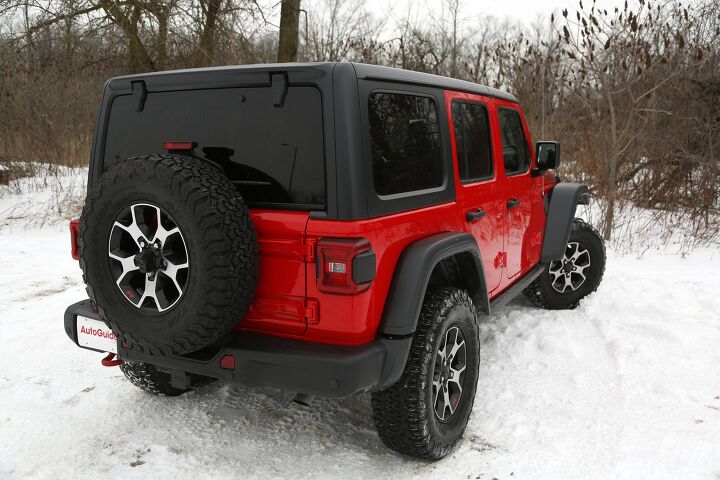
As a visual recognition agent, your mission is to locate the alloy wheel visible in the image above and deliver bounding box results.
[548,241,591,293]
[432,325,467,422]
[107,203,189,312]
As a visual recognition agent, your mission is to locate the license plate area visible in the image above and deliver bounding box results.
[76,316,117,353]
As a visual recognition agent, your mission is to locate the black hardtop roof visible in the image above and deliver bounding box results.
[111,62,519,103]
[351,63,519,103]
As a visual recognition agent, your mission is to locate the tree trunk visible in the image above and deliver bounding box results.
[197,0,222,67]
[127,4,150,72]
[449,0,459,78]
[277,0,301,63]
[603,184,616,241]
[156,7,170,70]
[100,0,155,72]
[604,85,618,241]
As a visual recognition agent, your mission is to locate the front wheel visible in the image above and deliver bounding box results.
[371,288,481,459]
[523,218,606,309]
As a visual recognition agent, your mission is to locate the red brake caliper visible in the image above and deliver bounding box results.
[101,353,123,367]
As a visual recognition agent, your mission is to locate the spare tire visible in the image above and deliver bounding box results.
[79,154,258,355]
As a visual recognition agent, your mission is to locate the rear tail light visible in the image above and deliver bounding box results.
[69,219,80,260]
[316,238,376,294]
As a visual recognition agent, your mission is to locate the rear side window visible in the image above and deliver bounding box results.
[498,108,529,175]
[104,86,325,209]
[452,101,493,182]
[368,92,444,196]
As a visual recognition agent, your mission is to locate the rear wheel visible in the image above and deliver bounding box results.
[371,288,480,459]
[523,218,606,309]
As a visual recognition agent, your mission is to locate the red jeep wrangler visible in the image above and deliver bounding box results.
[64,63,605,459]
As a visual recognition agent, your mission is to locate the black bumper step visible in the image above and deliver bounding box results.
[64,299,411,398]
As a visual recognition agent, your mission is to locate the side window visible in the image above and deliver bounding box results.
[368,92,444,196]
[452,101,493,182]
[498,108,529,175]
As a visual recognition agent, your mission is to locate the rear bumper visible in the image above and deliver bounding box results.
[64,299,411,398]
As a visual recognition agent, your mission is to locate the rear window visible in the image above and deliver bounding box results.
[452,101,493,182]
[368,92,444,196]
[498,107,529,175]
[104,86,325,209]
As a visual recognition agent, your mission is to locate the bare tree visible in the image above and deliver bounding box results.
[195,0,222,65]
[300,0,381,62]
[555,0,696,240]
[277,0,299,62]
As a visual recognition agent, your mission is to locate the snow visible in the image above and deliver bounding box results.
[0,165,86,230]
[1,177,720,479]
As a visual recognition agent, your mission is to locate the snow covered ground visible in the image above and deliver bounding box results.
[1,176,719,479]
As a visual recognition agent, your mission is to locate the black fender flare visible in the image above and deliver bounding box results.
[378,232,488,337]
[541,183,589,263]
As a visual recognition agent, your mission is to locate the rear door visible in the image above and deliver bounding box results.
[102,83,326,336]
[446,91,504,293]
[242,210,312,336]
[495,102,544,280]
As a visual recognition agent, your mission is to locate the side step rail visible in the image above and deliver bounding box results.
[488,265,544,313]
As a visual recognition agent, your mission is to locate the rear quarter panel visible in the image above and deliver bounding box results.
[304,203,464,345]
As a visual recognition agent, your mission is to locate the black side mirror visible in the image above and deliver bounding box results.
[535,141,560,171]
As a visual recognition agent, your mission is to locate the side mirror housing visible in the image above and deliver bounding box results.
[535,141,560,171]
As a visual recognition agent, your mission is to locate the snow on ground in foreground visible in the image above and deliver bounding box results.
[0,174,719,479]
[2,229,719,480]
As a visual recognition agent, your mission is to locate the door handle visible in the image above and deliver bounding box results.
[466,208,486,222]
[507,198,521,209]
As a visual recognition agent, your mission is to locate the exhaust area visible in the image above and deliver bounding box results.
[292,393,314,406]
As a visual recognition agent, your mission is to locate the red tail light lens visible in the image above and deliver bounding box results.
[69,219,80,260]
[316,238,374,294]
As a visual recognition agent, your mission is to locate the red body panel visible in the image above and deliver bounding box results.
[305,203,464,345]
[237,210,310,336]
[233,202,464,346]
[445,91,506,294]
[491,97,546,286]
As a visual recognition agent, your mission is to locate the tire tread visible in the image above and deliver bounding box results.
[371,288,479,459]
[79,154,258,355]
[523,218,606,309]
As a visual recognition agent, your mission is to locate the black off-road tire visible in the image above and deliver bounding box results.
[119,362,211,396]
[523,218,606,310]
[371,288,481,460]
[79,154,258,356]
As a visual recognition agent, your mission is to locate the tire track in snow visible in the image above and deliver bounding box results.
[2,231,720,479]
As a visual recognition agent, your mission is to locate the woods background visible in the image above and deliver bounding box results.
[0,0,718,246]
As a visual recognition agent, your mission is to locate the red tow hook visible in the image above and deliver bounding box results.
[101,353,123,367]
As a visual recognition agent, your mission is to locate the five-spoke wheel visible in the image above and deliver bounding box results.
[432,325,467,422]
[371,288,480,459]
[547,241,591,293]
[107,202,189,312]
